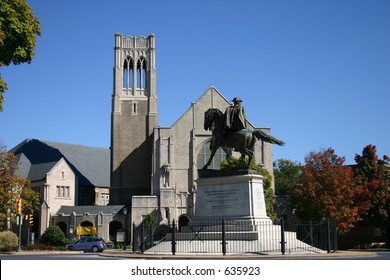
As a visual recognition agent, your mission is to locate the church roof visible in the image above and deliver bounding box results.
[28,161,59,181]
[55,205,125,216]
[10,139,110,187]
[169,86,258,129]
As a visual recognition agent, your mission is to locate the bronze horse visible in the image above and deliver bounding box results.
[203,108,285,169]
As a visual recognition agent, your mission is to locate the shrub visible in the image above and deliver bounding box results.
[40,226,66,246]
[154,224,172,241]
[0,231,18,249]
[22,244,53,251]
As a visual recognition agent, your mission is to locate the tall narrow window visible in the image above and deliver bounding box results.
[136,58,147,89]
[123,59,129,88]
[142,65,147,89]
[137,63,141,89]
[123,58,134,88]
[129,63,134,88]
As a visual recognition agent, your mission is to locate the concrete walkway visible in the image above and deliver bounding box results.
[99,249,378,259]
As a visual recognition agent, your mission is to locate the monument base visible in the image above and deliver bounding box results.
[146,171,324,254]
[193,171,271,224]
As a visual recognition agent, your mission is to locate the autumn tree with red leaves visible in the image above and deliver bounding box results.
[0,148,39,231]
[294,148,361,233]
[354,145,390,227]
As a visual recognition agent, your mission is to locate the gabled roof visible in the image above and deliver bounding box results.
[10,139,110,187]
[169,86,258,129]
[55,205,125,216]
[28,161,58,181]
[169,86,230,128]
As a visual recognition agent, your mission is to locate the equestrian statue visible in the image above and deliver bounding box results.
[203,97,285,169]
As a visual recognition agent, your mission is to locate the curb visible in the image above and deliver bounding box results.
[99,249,378,259]
[3,250,84,255]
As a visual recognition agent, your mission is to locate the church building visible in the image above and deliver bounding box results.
[10,33,276,244]
[109,33,275,234]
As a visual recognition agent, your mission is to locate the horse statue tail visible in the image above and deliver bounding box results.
[253,130,285,146]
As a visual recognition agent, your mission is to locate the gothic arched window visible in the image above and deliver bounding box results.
[197,143,229,170]
[136,57,147,89]
[123,57,134,88]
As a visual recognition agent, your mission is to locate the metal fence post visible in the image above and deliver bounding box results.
[171,219,176,255]
[326,219,331,253]
[221,219,227,255]
[141,221,145,254]
[132,222,136,253]
[280,217,286,255]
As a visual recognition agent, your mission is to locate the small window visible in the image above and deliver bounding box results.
[56,186,70,198]
[132,102,138,115]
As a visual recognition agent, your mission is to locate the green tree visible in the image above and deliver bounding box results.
[0,0,41,110]
[354,145,390,226]
[143,214,158,247]
[273,159,302,195]
[0,150,40,231]
[294,148,360,233]
[220,157,277,221]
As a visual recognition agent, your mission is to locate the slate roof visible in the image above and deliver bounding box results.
[10,139,110,187]
[28,161,59,181]
[55,205,125,216]
[12,153,31,179]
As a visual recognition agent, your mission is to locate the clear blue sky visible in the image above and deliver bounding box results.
[1,0,389,164]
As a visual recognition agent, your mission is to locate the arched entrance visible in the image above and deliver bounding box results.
[77,221,95,237]
[57,222,67,237]
[109,221,123,244]
[178,215,190,232]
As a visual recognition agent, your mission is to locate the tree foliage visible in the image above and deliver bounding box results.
[293,148,360,233]
[0,0,41,110]
[273,159,302,195]
[143,214,157,227]
[0,150,40,231]
[354,145,390,226]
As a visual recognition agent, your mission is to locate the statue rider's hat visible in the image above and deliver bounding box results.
[231,97,243,103]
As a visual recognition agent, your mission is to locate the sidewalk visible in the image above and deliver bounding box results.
[99,249,378,259]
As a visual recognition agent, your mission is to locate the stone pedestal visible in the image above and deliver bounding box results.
[193,171,271,223]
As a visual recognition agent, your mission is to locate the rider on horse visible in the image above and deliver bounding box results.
[224,97,247,141]
[203,99,284,169]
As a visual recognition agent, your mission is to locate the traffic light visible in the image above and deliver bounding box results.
[28,214,34,226]
[16,198,22,215]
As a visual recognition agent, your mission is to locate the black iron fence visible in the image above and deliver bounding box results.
[132,218,337,255]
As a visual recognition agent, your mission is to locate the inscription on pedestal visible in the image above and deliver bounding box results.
[205,189,240,211]
[195,184,250,218]
[194,174,269,220]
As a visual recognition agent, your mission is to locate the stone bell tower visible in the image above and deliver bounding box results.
[110,33,158,205]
